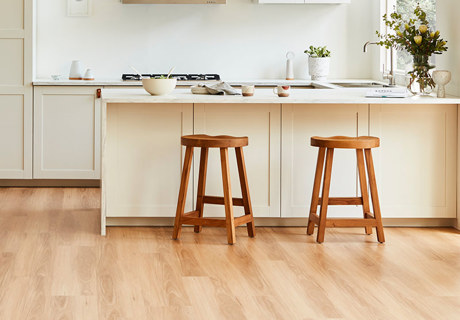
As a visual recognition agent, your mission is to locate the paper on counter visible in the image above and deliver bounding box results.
[366,88,412,98]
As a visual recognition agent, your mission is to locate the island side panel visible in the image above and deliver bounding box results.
[281,104,369,218]
[101,100,107,235]
[102,103,193,227]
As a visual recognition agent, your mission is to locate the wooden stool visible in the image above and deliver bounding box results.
[172,134,256,245]
[307,136,385,243]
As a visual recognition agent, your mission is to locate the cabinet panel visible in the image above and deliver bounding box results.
[104,103,194,217]
[0,95,31,178]
[281,104,368,217]
[194,103,281,217]
[34,87,101,179]
[370,104,457,218]
[0,39,24,86]
[0,0,24,30]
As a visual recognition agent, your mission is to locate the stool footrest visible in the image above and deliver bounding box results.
[203,195,244,206]
[181,214,253,228]
[318,197,363,205]
[309,214,378,228]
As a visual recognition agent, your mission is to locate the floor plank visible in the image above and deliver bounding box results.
[0,187,458,319]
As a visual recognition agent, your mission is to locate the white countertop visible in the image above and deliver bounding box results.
[33,78,317,86]
[101,88,460,105]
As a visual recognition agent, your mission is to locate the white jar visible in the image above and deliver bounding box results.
[69,60,83,80]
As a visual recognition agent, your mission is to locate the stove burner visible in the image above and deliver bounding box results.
[122,74,221,81]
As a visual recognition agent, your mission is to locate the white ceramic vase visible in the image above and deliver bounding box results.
[432,70,451,98]
[308,57,330,81]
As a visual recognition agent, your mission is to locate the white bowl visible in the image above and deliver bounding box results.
[142,78,177,96]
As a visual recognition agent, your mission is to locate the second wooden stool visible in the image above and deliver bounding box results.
[172,134,256,245]
[307,136,385,243]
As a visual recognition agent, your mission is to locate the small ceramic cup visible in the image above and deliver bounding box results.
[274,85,290,97]
[242,85,255,97]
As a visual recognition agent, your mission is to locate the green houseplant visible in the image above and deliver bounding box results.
[304,46,331,81]
[376,4,448,94]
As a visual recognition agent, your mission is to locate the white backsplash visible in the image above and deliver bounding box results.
[36,0,382,80]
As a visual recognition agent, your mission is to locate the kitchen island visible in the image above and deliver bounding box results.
[100,88,460,235]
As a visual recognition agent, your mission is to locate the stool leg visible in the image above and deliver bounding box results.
[220,148,236,245]
[364,149,385,243]
[173,146,194,240]
[194,148,209,233]
[307,147,326,235]
[235,147,255,238]
[356,149,372,235]
[317,148,334,243]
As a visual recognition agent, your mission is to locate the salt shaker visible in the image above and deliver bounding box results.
[286,51,295,80]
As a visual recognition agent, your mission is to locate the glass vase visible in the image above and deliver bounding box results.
[407,54,435,95]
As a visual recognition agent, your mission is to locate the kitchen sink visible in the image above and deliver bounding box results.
[330,82,392,88]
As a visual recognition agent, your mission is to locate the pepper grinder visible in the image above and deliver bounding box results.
[286,51,295,80]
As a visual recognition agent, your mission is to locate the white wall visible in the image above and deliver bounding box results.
[437,0,460,96]
[36,0,381,80]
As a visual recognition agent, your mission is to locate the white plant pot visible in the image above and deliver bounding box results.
[308,57,330,81]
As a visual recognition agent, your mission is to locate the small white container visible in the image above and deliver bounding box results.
[69,60,83,80]
[142,78,177,96]
[83,68,95,80]
[241,85,255,96]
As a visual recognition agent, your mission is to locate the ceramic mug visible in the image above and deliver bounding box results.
[242,85,255,97]
[274,85,290,97]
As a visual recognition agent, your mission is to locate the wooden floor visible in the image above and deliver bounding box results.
[0,188,459,319]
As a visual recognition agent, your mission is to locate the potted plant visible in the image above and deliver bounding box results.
[376,5,448,94]
[304,45,331,81]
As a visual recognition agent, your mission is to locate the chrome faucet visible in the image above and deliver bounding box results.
[364,41,395,86]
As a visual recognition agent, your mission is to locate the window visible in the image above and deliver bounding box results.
[383,0,437,74]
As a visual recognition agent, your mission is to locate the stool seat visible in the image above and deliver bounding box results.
[181,134,248,148]
[311,136,380,149]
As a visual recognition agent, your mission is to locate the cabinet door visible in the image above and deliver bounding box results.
[370,104,457,218]
[194,103,281,217]
[0,0,33,179]
[104,103,194,218]
[281,104,368,217]
[33,86,101,179]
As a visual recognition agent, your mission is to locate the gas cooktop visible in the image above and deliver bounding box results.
[122,74,221,81]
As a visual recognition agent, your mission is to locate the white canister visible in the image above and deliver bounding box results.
[83,68,95,80]
[69,60,83,80]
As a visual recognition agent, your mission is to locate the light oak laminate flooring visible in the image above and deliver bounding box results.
[0,188,459,319]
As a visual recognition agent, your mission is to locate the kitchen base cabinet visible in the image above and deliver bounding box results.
[281,104,369,218]
[194,103,281,218]
[103,103,194,221]
[34,86,101,179]
[370,104,457,218]
[0,0,33,179]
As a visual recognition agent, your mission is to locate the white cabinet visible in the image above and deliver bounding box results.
[0,0,33,179]
[257,0,350,4]
[33,86,101,179]
[281,104,368,218]
[103,103,194,218]
[370,104,457,218]
[194,103,281,217]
